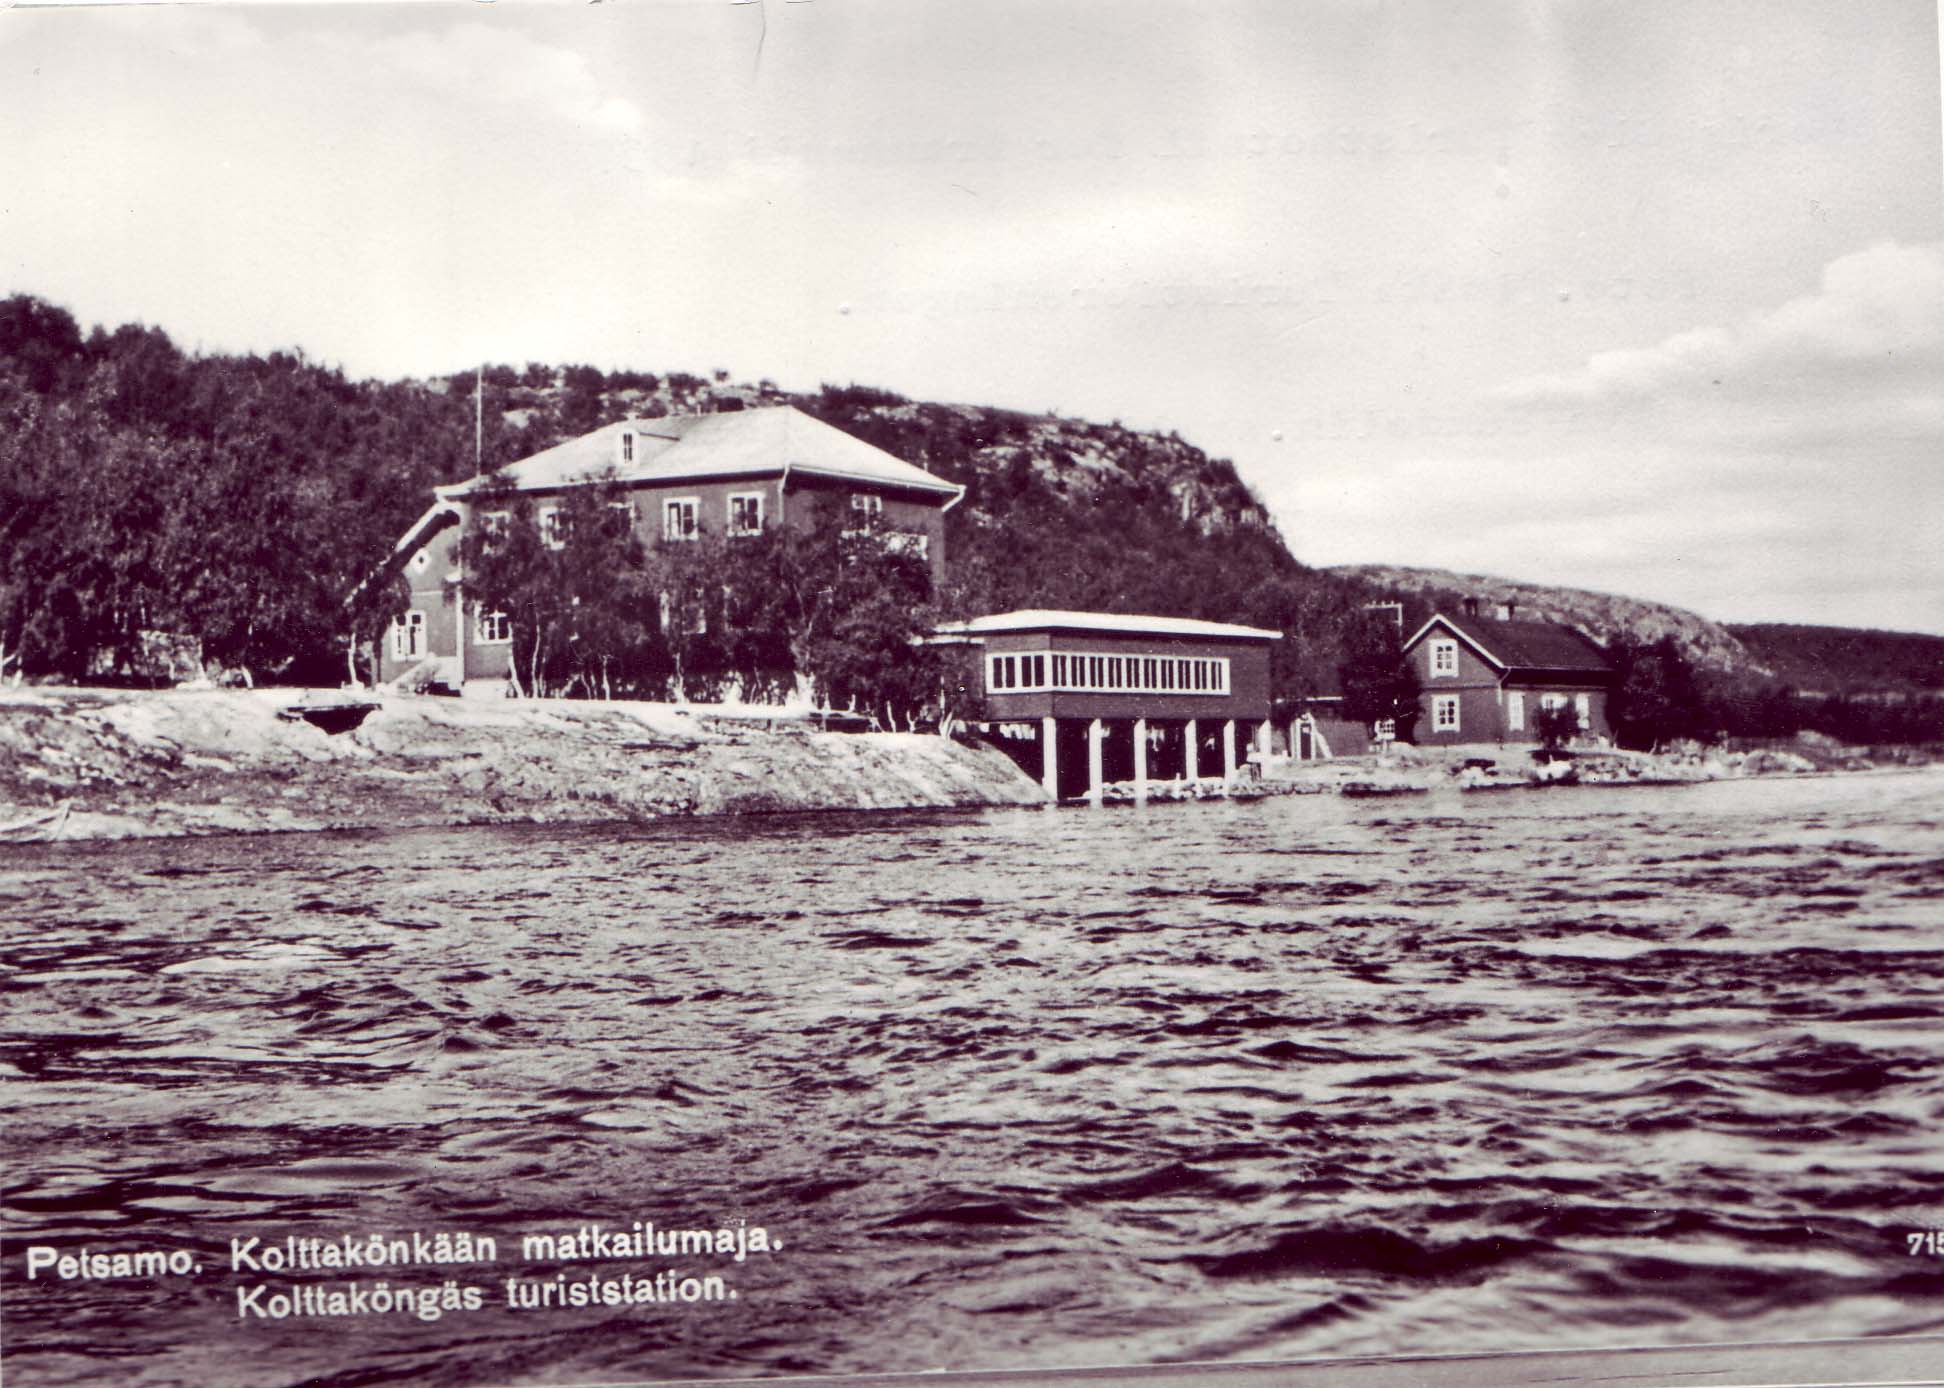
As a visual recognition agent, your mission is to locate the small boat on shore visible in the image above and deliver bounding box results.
[1339,781,1430,798]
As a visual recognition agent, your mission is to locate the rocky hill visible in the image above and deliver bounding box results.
[1333,564,1944,696]
[442,367,1360,692]
[1331,564,1756,675]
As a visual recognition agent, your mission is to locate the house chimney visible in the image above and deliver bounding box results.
[1463,597,1479,618]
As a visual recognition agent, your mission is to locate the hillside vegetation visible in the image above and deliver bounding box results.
[1727,624,1944,696]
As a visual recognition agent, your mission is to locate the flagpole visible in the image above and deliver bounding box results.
[475,364,484,476]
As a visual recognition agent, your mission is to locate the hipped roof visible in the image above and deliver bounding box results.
[436,405,961,502]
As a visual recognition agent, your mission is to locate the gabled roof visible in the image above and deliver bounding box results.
[935,610,1281,641]
[436,405,961,504]
[1406,612,1611,674]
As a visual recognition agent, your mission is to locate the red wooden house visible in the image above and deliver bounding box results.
[1402,605,1614,746]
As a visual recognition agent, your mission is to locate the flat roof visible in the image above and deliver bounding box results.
[938,609,1281,641]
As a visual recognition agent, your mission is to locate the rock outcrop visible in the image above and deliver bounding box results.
[0,689,1045,842]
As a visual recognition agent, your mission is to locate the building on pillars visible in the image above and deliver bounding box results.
[933,610,1280,803]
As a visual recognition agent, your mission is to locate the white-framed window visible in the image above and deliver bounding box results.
[409,549,430,574]
[474,608,511,646]
[997,651,1234,695]
[480,510,510,539]
[389,610,426,660]
[620,430,635,464]
[1430,639,1458,676]
[850,492,883,518]
[662,497,700,542]
[539,506,567,549]
[727,492,765,537]
[1432,694,1460,732]
[1506,690,1525,731]
[886,531,929,558]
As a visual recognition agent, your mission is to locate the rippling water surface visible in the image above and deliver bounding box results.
[4,771,1944,1387]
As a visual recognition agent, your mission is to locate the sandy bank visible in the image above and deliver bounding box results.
[0,688,1045,842]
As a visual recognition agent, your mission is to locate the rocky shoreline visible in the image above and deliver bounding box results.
[0,688,1046,844]
[3,688,1931,845]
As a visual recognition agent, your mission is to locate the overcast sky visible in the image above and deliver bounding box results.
[4,0,1940,633]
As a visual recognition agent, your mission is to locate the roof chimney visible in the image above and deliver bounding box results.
[1463,597,1479,618]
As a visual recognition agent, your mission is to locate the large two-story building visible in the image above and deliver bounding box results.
[376,405,963,688]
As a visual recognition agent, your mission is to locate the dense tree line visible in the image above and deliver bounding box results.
[0,295,489,683]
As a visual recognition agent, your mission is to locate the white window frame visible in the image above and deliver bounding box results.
[885,531,929,558]
[620,430,635,464]
[662,496,701,542]
[727,492,765,537]
[850,492,884,517]
[1430,639,1459,677]
[539,505,567,550]
[409,549,430,574]
[480,510,510,538]
[473,607,511,646]
[1432,694,1460,732]
[390,610,426,660]
[1506,690,1525,731]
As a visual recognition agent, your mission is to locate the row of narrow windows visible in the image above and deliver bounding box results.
[988,651,1231,695]
[516,491,889,548]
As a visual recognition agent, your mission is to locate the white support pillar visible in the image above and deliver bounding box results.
[1087,718,1105,806]
[1041,715,1059,803]
[1222,719,1237,787]
[1133,717,1149,803]
[1257,719,1272,765]
[1184,719,1199,781]
[1290,717,1303,761]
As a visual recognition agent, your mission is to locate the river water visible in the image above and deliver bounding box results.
[4,770,1943,1387]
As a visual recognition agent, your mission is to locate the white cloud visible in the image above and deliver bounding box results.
[363,22,644,135]
[1498,240,1944,409]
